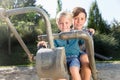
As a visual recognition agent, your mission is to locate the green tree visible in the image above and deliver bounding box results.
[0,0,15,9]
[111,19,120,31]
[13,0,36,8]
[11,0,36,22]
[50,19,59,33]
[111,20,120,46]
[23,0,36,7]
[87,0,110,34]
[56,0,62,15]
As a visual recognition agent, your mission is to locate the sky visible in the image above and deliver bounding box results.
[35,0,120,24]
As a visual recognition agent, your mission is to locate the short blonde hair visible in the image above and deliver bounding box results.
[56,11,73,24]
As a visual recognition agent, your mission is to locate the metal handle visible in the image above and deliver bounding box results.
[38,30,98,80]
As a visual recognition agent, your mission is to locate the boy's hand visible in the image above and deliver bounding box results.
[88,28,95,35]
[37,41,48,49]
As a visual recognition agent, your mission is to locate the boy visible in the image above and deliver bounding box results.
[72,7,95,80]
[38,11,82,80]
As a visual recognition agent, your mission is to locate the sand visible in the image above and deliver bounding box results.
[0,61,120,80]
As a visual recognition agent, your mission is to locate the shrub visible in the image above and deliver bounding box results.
[94,33,119,59]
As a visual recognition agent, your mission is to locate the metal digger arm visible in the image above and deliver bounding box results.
[0,7,54,62]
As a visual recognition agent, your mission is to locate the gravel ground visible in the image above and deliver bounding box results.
[96,61,120,80]
[0,61,120,80]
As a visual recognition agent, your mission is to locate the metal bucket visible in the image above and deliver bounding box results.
[36,47,69,80]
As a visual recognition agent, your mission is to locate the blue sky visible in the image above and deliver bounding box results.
[36,0,120,24]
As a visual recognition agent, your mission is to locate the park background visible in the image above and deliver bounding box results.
[0,0,120,66]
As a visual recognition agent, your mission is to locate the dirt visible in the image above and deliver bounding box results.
[96,61,120,80]
[0,61,120,80]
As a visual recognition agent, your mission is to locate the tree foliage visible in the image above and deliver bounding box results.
[87,1,120,59]
[87,1,110,34]
[0,0,15,9]
[110,20,120,46]
[11,0,36,22]
[56,0,62,15]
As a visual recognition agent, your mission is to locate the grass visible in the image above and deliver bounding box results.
[0,43,37,66]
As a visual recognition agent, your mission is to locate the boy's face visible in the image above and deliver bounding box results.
[73,12,86,30]
[57,16,72,32]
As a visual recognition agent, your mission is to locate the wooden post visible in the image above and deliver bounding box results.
[8,26,11,55]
